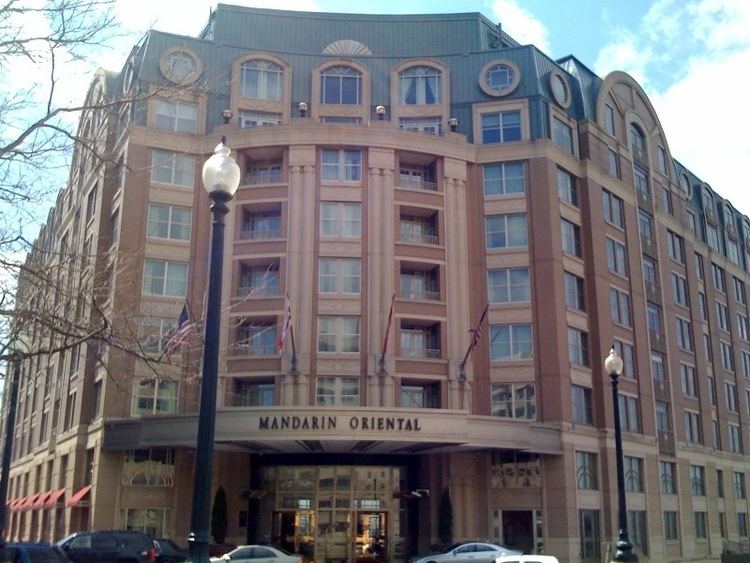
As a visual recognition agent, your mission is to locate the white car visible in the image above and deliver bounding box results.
[411,542,522,563]
[209,545,303,562]
[495,555,560,563]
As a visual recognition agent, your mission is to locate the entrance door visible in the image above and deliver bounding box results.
[272,511,316,558]
[354,512,387,562]
[501,510,534,553]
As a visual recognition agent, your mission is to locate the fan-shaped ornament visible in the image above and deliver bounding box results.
[323,39,372,56]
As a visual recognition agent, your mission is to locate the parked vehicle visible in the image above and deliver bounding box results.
[56,530,157,562]
[209,545,302,562]
[410,542,522,563]
[0,543,70,563]
[495,556,560,563]
[153,539,187,563]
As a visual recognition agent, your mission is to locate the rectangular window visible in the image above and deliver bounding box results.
[656,401,670,431]
[400,324,440,359]
[485,213,528,248]
[695,253,705,280]
[552,116,574,153]
[564,272,585,310]
[320,202,361,237]
[487,268,530,303]
[321,149,361,181]
[608,147,620,178]
[483,162,525,196]
[238,110,281,128]
[739,314,749,340]
[579,509,601,560]
[720,340,735,371]
[610,288,631,326]
[481,111,521,143]
[319,258,361,294]
[401,382,440,409]
[694,512,707,540]
[691,465,706,496]
[647,303,663,332]
[667,231,685,263]
[638,210,654,239]
[619,395,640,433]
[557,168,577,206]
[657,145,667,173]
[698,292,708,321]
[489,324,533,360]
[561,219,582,257]
[571,385,593,425]
[568,327,589,366]
[712,263,727,293]
[606,238,628,276]
[708,376,716,405]
[651,352,666,382]
[604,104,615,135]
[739,513,749,538]
[131,378,178,416]
[734,472,747,499]
[316,376,360,407]
[735,277,747,304]
[238,264,279,297]
[671,273,689,307]
[491,383,536,419]
[642,256,658,284]
[680,364,697,398]
[660,186,673,214]
[726,382,739,412]
[235,321,277,355]
[234,379,274,407]
[660,461,677,494]
[401,269,439,301]
[602,190,624,228]
[399,117,441,134]
[664,511,678,541]
[576,451,598,490]
[633,166,650,194]
[628,510,648,556]
[147,203,192,241]
[707,224,720,251]
[142,260,188,297]
[729,423,743,454]
[401,215,438,245]
[624,456,643,492]
[241,209,280,240]
[318,316,360,353]
[742,351,750,377]
[151,149,195,187]
[684,410,702,444]
[675,317,693,351]
[139,317,178,353]
[321,67,361,104]
[154,99,198,133]
[718,469,725,498]
[245,159,283,185]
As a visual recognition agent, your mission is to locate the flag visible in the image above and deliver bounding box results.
[164,304,192,362]
[277,294,292,353]
[381,293,396,359]
[468,303,489,352]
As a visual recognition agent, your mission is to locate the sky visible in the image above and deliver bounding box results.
[25,0,750,214]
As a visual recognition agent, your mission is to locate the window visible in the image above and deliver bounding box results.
[241,210,280,240]
[401,382,440,409]
[660,461,676,494]
[401,269,439,301]
[491,383,535,419]
[316,377,359,406]
[729,423,743,454]
[606,238,628,276]
[642,256,657,285]
[579,509,601,560]
[485,63,514,91]
[698,292,708,321]
[718,469,725,498]
[119,507,172,538]
[628,510,648,555]
[680,364,697,398]
[720,340,734,371]
[240,60,282,100]
[139,317,178,353]
[734,472,747,499]
[321,149,361,181]
[132,378,178,415]
[608,147,620,177]
[154,99,198,133]
[571,385,593,425]
[667,231,685,263]
[624,456,643,492]
[684,410,702,444]
[400,324,440,359]
[576,451,598,490]
[707,224,720,251]
[633,166,649,195]
[655,401,670,431]
[142,260,187,297]
[245,159,283,185]
[735,277,747,304]
[716,301,729,330]
[695,253,704,279]
[604,104,615,135]
[238,110,281,128]
[123,449,175,486]
[602,190,624,228]
[671,273,688,307]
[399,117,442,134]
[234,379,274,407]
[728,239,741,266]
[675,317,693,351]
[691,465,706,496]
[651,352,666,382]
[320,202,361,237]
[742,351,750,378]
[487,268,530,303]
[489,324,533,360]
[151,150,195,187]
[318,316,360,353]
[713,418,721,449]
[638,210,654,239]
[739,513,749,538]
[235,321,276,355]
[694,512,707,539]
[552,116,573,153]
[485,213,527,248]
[712,263,727,293]
[147,204,192,241]
[481,111,521,143]
[399,66,440,104]
[238,264,278,297]
[568,327,589,366]
[557,168,577,205]
[657,145,667,173]
[319,258,360,294]
[664,511,678,541]
[561,219,582,257]
[483,162,525,196]
[401,215,438,245]
[610,288,631,326]
[321,65,361,104]
[619,395,640,433]
[708,376,717,405]
[564,272,585,310]
[630,122,646,154]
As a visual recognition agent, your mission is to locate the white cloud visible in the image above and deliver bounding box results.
[593,34,652,87]
[490,0,551,54]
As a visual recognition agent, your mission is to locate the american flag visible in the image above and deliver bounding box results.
[164,304,192,362]
[277,294,292,353]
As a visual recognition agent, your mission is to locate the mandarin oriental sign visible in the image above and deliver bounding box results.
[258,415,422,432]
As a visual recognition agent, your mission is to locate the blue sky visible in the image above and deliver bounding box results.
[29,0,750,213]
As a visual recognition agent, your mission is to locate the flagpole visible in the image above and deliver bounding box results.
[378,293,396,375]
[289,324,298,374]
[459,304,489,379]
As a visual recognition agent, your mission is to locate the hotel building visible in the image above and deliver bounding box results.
[4,5,750,562]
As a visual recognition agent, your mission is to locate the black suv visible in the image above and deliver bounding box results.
[56,530,156,563]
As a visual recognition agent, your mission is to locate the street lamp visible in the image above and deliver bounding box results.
[0,334,30,545]
[604,346,638,562]
[187,138,240,563]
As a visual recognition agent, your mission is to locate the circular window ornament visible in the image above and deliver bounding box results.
[160,47,202,85]
[549,69,571,108]
[479,59,521,97]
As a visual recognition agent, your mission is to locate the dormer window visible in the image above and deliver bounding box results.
[240,60,282,101]
[320,65,361,105]
[399,66,440,105]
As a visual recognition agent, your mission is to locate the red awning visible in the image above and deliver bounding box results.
[66,485,91,508]
[19,493,40,512]
[8,498,24,512]
[32,491,51,509]
[43,488,66,509]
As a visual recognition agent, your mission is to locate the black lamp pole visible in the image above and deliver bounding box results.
[187,139,239,563]
[606,347,638,562]
[0,348,22,545]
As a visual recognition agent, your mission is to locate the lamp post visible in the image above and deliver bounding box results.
[0,335,30,545]
[187,139,240,563]
[605,346,638,562]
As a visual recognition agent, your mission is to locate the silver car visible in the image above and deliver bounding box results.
[411,542,523,563]
[209,545,302,563]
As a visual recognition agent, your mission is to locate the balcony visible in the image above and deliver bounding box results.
[401,288,440,301]
[239,227,281,241]
[400,347,441,359]
[237,285,278,298]
[399,231,438,245]
[232,343,277,356]
[399,176,437,192]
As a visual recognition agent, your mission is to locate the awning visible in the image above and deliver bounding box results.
[66,485,91,508]
[32,491,51,509]
[19,493,40,512]
[8,498,24,512]
[43,488,65,509]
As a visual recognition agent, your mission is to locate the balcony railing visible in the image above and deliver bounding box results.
[232,343,277,356]
[401,289,440,301]
[400,232,438,245]
[400,347,441,359]
[399,176,438,192]
[244,171,282,185]
[237,285,279,298]
[239,228,281,240]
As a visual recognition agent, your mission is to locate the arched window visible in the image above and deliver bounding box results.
[679,174,691,196]
[240,60,283,101]
[320,65,361,105]
[399,66,441,105]
[630,123,646,154]
[703,188,715,213]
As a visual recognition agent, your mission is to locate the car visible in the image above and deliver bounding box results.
[209,545,303,562]
[410,541,523,563]
[153,539,187,563]
[495,556,560,563]
[56,530,157,562]
[0,543,70,563]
